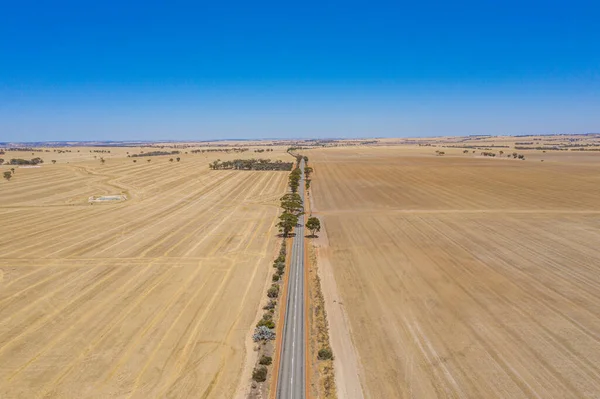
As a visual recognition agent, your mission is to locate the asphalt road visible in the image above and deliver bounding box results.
[277,159,306,399]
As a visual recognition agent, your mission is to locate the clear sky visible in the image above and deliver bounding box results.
[1,0,599,141]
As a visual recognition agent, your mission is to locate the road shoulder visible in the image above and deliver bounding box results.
[311,214,365,399]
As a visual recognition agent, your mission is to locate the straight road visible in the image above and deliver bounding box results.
[277,159,306,399]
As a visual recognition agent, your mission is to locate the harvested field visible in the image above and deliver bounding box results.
[0,148,289,398]
[309,146,600,398]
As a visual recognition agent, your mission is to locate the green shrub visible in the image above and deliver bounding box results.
[272,274,280,282]
[318,347,334,360]
[252,366,268,382]
[259,355,273,365]
[257,318,275,329]
[257,313,275,328]
[267,284,279,298]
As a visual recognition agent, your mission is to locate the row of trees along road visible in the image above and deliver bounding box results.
[303,162,320,236]
[276,155,321,237]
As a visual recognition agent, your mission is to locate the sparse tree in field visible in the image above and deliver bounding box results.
[277,212,298,237]
[3,171,12,181]
[52,160,56,164]
[463,150,469,153]
[147,159,151,162]
[10,168,15,173]
[100,157,105,164]
[169,158,173,162]
[305,179,311,190]
[303,155,308,163]
[133,159,137,163]
[499,150,504,155]
[306,217,321,237]
[176,157,180,162]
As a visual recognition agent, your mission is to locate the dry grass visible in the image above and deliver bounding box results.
[307,243,337,399]
[0,147,290,398]
[309,145,600,398]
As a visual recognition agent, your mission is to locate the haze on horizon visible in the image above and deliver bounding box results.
[1,0,599,142]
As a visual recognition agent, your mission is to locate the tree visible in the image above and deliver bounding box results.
[10,168,15,173]
[304,166,313,178]
[176,157,181,162]
[280,193,303,215]
[3,171,12,181]
[318,347,333,360]
[259,355,272,365]
[267,284,280,298]
[306,217,321,237]
[100,157,105,164]
[52,160,56,164]
[288,168,301,193]
[169,158,173,162]
[252,366,268,382]
[277,211,298,237]
[303,155,308,163]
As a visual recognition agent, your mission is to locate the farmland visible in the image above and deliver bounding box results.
[309,146,600,398]
[0,147,289,398]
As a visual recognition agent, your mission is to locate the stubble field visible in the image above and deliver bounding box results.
[310,146,600,398]
[0,147,288,398]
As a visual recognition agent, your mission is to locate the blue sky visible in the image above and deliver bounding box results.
[1,0,599,141]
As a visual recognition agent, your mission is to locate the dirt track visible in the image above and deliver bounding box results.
[310,146,600,398]
[0,148,288,398]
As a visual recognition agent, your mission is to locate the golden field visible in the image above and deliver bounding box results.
[0,146,289,398]
[309,145,600,399]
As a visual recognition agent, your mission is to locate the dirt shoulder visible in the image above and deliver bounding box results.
[310,201,365,399]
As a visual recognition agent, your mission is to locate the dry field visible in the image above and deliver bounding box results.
[309,146,600,398]
[0,148,289,398]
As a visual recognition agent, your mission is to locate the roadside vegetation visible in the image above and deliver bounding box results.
[249,153,304,397]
